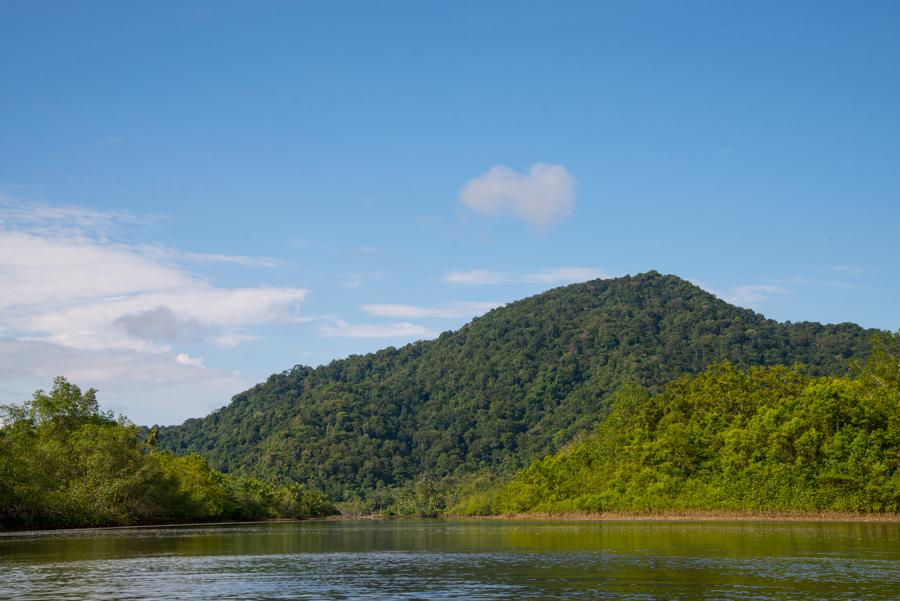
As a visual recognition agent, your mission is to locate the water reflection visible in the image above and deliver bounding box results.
[1,520,898,600]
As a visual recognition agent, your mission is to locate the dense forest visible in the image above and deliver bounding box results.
[159,272,878,507]
[0,378,336,531]
[457,334,900,515]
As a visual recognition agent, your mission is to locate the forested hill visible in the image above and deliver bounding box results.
[158,271,878,502]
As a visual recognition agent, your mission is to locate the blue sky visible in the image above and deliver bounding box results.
[1,1,898,424]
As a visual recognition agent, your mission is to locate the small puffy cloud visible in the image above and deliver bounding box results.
[459,163,576,228]
[443,267,608,286]
[722,284,789,308]
[319,320,437,339]
[362,302,499,319]
[175,353,205,368]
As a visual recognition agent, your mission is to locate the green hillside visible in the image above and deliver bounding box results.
[159,272,877,503]
[462,335,900,515]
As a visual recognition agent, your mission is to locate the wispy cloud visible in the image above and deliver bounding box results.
[0,201,308,353]
[319,320,437,339]
[362,301,499,319]
[0,195,145,232]
[721,284,789,308]
[341,271,389,289]
[443,266,608,286]
[790,277,853,289]
[459,163,576,229]
[208,331,260,348]
[833,265,864,276]
[139,244,279,269]
[286,238,380,257]
[0,197,317,422]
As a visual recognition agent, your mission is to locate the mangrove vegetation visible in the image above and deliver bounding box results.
[0,377,336,531]
[456,334,900,515]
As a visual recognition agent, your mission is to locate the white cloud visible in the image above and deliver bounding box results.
[722,284,789,308]
[459,163,576,228]
[443,267,608,286]
[209,331,260,348]
[0,230,307,351]
[0,230,189,309]
[319,320,437,339]
[175,352,205,368]
[362,301,499,319]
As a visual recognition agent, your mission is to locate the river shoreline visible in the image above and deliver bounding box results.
[332,510,900,523]
[445,510,900,523]
[4,510,899,535]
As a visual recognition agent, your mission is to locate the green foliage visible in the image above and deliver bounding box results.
[389,475,452,517]
[0,378,336,531]
[473,334,900,515]
[159,272,877,502]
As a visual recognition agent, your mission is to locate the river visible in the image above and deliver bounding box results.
[1,519,898,599]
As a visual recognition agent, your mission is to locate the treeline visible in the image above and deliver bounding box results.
[455,334,900,516]
[0,378,336,531]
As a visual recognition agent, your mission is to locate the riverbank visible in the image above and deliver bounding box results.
[6,510,900,534]
[446,510,900,522]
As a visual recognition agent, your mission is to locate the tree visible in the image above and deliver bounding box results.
[0,378,336,531]
[1,376,112,429]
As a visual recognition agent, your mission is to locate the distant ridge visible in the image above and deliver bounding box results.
[159,271,878,500]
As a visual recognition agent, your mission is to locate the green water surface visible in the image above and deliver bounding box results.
[1,519,898,599]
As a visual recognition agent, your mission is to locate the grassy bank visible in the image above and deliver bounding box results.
[451,511,900,522]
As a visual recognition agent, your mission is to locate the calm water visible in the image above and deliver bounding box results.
[1,520,898,600]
